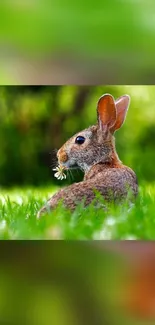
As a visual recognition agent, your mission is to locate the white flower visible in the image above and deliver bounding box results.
[52,165,67,180]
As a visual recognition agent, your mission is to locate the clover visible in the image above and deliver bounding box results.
[53,165,67,180]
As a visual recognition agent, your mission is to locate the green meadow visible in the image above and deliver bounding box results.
[0,182,154,239]
[0,85,155,239]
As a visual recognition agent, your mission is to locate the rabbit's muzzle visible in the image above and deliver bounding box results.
[57,148,68,164]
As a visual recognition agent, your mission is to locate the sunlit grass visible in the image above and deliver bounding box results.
[0,183,154,239]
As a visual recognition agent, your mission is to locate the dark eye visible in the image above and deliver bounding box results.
[75,136,85,145]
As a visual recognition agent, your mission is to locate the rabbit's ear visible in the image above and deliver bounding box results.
[110,95,130,133]
[97,94,117,132]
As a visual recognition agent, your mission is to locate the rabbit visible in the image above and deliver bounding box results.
[37,93,138,218]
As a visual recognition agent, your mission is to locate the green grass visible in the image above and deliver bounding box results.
[0,183,155,239]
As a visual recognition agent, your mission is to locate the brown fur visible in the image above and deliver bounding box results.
[37,93,138,218]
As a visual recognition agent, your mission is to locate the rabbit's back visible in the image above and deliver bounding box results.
[85,163,138,200]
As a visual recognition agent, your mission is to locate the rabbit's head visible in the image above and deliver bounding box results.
[57,94,130,172]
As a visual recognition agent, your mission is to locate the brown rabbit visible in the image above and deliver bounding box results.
[37,94,138,218]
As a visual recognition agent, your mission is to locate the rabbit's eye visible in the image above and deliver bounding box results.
[75,136,85,145]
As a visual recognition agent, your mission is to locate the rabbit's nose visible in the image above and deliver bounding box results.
[57,149,68,163]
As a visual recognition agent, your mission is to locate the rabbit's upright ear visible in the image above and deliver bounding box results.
[110,95,130,133]
[97,94,117,133]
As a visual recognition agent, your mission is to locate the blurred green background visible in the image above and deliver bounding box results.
[0,85,155,187]
[1,241,155,324]
[0,0,155,84]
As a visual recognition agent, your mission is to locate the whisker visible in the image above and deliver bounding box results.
[69,169,74,182]
[50,162,58,169]
[67,170,72,184]
[49,149,58,168]
[75,168,80,177]
[50,148,58,153]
